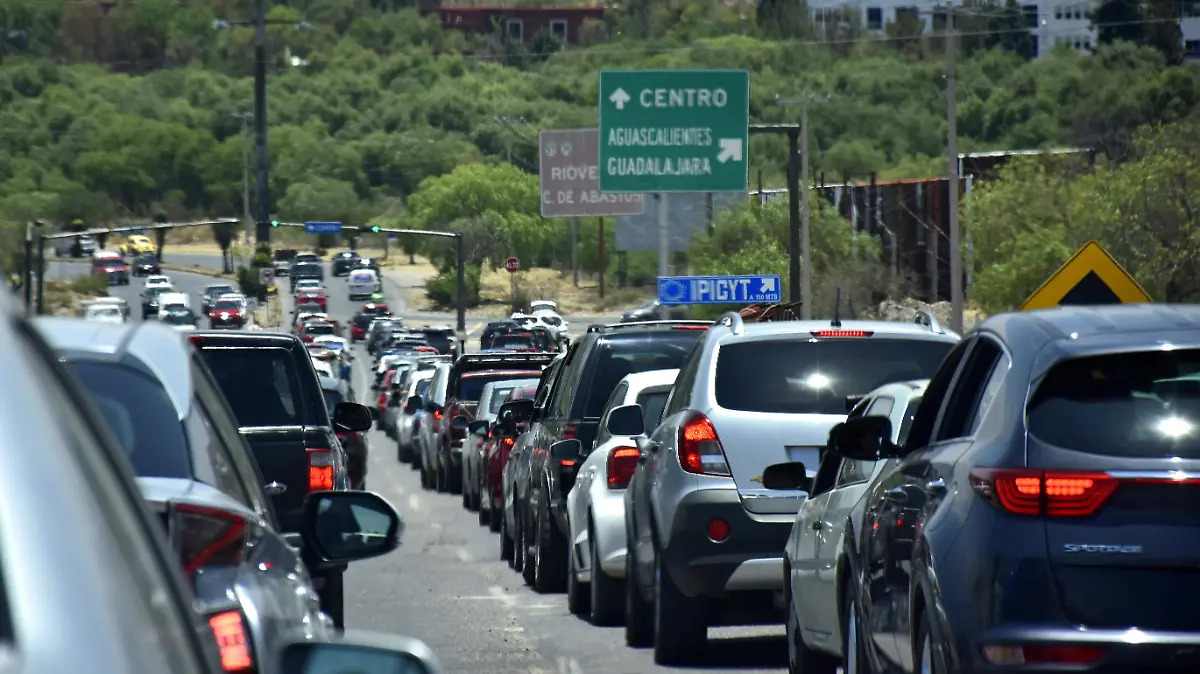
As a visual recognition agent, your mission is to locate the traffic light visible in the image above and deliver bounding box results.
[270,220,279,228]
[360,225,381,233]
[371,225,380,233]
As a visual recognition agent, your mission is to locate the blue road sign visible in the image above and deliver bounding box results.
[304,221,342,234]
[658,274,782,305]
[387,232,397,240]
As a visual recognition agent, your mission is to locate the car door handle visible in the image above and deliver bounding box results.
[263,482,287,496]
[926,477,947,494]
[885,487,907,503]
[811,521,823,531]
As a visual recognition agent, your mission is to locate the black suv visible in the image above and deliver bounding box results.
[509,320,710,592]
[331,250,360,277]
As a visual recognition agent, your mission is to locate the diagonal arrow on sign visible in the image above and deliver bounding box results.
[716,138,743,163]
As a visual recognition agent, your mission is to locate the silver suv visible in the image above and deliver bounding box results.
[622,312,960,665]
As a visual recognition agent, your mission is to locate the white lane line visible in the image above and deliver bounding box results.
[406,494,422,512]
[455,547,474,563]
[556,657,585,674]
[486,585,519,609]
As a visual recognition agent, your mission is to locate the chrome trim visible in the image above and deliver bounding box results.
[1106,470,1200,480]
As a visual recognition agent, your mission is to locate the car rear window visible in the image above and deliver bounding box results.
[488,387,518,412]
[353,314,372,328]
[68,361,191,480]
[636,389,671,429]
[418,330,452,353]
[206,286,234,297]
[715,338,953,415]
[582,332,704,418]
[459,372,541,402]
[490,334,536,349]
[213,300,240,310]
[415,378,432,397]
[1027,349,1200,457]
[198,347,318,427]
[304,324,335,336]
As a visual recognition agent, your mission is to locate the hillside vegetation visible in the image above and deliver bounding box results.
[0,0,1197,311]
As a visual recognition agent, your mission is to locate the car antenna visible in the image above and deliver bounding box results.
[831,288,842,327]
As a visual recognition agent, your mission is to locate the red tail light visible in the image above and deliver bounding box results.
[189,335,204,344]
[678,412,731,477]
[672,325,709,330]
[563,424,577,440]
[811,330,873,337]
[970,469,1119,517]
[607,446,639,489]
[208,610,254,672]
[171,503,247,578]
[307,447,334,491]
[983,643,1106,666]
[434,410,443,421]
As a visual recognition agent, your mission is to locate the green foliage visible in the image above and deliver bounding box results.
[69,272,109,297]
[424,266,481,308]
[236,265,265,301]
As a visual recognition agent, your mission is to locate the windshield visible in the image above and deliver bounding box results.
[213,300,240,311]
[163,310,196,325]
[350,272,375,283]
[304,324,336,335]
[68,361,190,479]
[199,347,317,426]
[489,334,535,349]
[583,332,705,418]
[136,255,157,263]
[714,338,953,415]
[206,286,234,297]
[88,307,121,318]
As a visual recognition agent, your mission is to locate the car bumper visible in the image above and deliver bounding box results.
[590,487,628,578]
[970,625,1200,671]
[659,489,791,599]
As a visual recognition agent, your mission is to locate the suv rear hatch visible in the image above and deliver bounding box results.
[1028,345,1200,632]
[711,331,954,514]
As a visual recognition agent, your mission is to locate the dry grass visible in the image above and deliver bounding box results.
[402,265,653,317]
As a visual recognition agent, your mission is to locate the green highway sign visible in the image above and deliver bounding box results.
[598,69,750,193]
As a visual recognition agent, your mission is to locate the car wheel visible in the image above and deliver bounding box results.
[501,508,516,566]
[435,454,448,493]
[487,487,502,533]
[521,506,537,584]
[318,570,345,630]
[532,496,566,593]
[914,611,945,674]
[624,536,653,647]
[477,487,490,526]
[786,561,838,674]
[589,522,624,626]
[843,587,870,674]
[566,536,589,615]
[653,550,706,665]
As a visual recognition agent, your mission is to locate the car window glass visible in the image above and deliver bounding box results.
[65,361,192,480]
[835,457,877,487]
[635,387,671,431]
[897,396,922,445]
[579,333,703,419]
[185,404,250,506]
[809,451,841,496]
[903,340,971,451]
[664,343,702,418]
[865,396,894,418]
[935,339,1004,442]
[715,339,953,415]
[201,347,311,427]
[458,373,540,402]
[595,381,629,446]
[549,345,585,418]
[192,364,273,521]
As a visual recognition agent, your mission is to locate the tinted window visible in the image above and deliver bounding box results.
[206,286,234,298]
[354,314,372,328]
[68,361,191,479]
[199,348,312,426]
[897,396,922,444]
[459,372,540,402]
[304,324,336,336]
[163,310,197,326]
[489,387,517,412]
[582,332,703,418]
[1028,349,1200,458]
[322,388,344,417]
[490,334,536,349]
[636,390,670,429]
[213,300,240,311]
[418,330,452,353]
[415,379,432,397]
[715,338,953,415]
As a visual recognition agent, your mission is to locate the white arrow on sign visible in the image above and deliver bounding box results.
[760,277,777,294]
[716,138,743,164]
[609,87,631,110]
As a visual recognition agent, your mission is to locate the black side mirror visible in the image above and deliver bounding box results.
[300,490,403,564]
[405,395,422,414]
[451,415,470,431]
[829,416,899,461]
[333,402,372,432]
[550,439,582,461]
[761,461,810,491]
[468,420,488,436]
[498,398,534,422]
[605,404,645,437]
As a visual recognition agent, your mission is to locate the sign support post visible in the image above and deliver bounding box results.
[657,194,669,278]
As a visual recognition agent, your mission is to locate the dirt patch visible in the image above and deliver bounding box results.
[403,265,653,317]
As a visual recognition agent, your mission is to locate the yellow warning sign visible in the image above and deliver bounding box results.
[1021,241,1151,311]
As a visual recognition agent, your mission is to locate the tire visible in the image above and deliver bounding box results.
[521,506,536,585]
[478,494,490,526]
[532,496,567,593]
[786,561,837,674]
[435,454,448,493]
[653,552,706,665]
[914,610,946,674]
[566,537,589,615]
[843,587,870,674]
[501,510,516,565]
[446,458,462,495]
[589,522,624,626]
[318,570,345,630]
[624,539,653,648]
[487,487,502,533]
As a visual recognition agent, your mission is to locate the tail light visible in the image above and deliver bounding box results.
[811,330,873,337]
[189,335,204,344]
[678,412,731,477]
[307,447,334,491]
[434,410,443,421]
[171,502,247,578]
[982,644,1106,666]
[607,446,639,489]
[563,424,578,440]
[208,609,254,672]
[970,469,1118,517]
[672,325,709,330]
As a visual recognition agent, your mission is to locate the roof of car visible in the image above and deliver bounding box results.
[705,319,962,345]
[983,304,1200,343]
[619,368,680,393]
[33,318,193,421]
[462,369,542,379]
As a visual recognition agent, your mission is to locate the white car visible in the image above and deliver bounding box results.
[312,335,349,352]
[143,275,172,290]
[311,357,334,378]
[156,292,190,319]
[83,304,126,325]
[348,269,379,301]
[565,368,678,624]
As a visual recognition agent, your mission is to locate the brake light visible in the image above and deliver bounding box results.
[172,503,247,578]
[503,436,515,448]
[673,325,709,330]
[678,412,731,477]
[208,610,254,672]
[811,330,873,337]
[982,643,1105,665]
[434,410,443,420]
[307,447,334,491]
[563,424,577,440]
[189,335,204,344]
[970,469,1118,517]
[607,446,640,489]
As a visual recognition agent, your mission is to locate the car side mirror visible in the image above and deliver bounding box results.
[451,415,470,432]
[333,402,372,432]
[300,491,403,564]
[529,408,544,423]
[829,416,900,461]
[280,633,440,674]
[497,399,534,423]
[468,420,488,436]
[550,439,582,461]
[761,461,810,491]
[605,404,645,437]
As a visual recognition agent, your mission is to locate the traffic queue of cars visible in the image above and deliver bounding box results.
[3,283,442,672]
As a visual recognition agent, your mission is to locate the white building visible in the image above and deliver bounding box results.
[808,0,1200,59]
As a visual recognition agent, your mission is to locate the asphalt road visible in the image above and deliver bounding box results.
[46,260,237,323]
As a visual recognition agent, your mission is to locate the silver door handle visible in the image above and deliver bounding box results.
[926,478,946,493]
[264,482,288,496]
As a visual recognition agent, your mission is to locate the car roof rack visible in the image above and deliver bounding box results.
[588,320,712,333]
[454,352,556,366]
[913,311,946,334]
[713,312,745,336]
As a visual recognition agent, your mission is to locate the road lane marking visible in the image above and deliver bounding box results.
[556,657,585,674]
[455,547,474,563]
[406,494,421,512]
[487,585,519,609]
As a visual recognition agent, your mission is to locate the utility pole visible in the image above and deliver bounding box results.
[773,96,830,318]
[946,7,963,333]
[233,112,253,245]
[253,0,270,245]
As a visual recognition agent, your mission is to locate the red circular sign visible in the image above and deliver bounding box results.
[504,257,520,273]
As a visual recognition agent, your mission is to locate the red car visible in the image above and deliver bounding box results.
[482,383,539,532]
[350,313,371,342]
[376,368,396,418]
[91,254,130,286]
[362,302,390,317]
[296,289,327,311]
[299,321,337,343]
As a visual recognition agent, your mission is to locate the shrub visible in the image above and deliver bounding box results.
[424,266,481,308]
[69,273,109,297]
